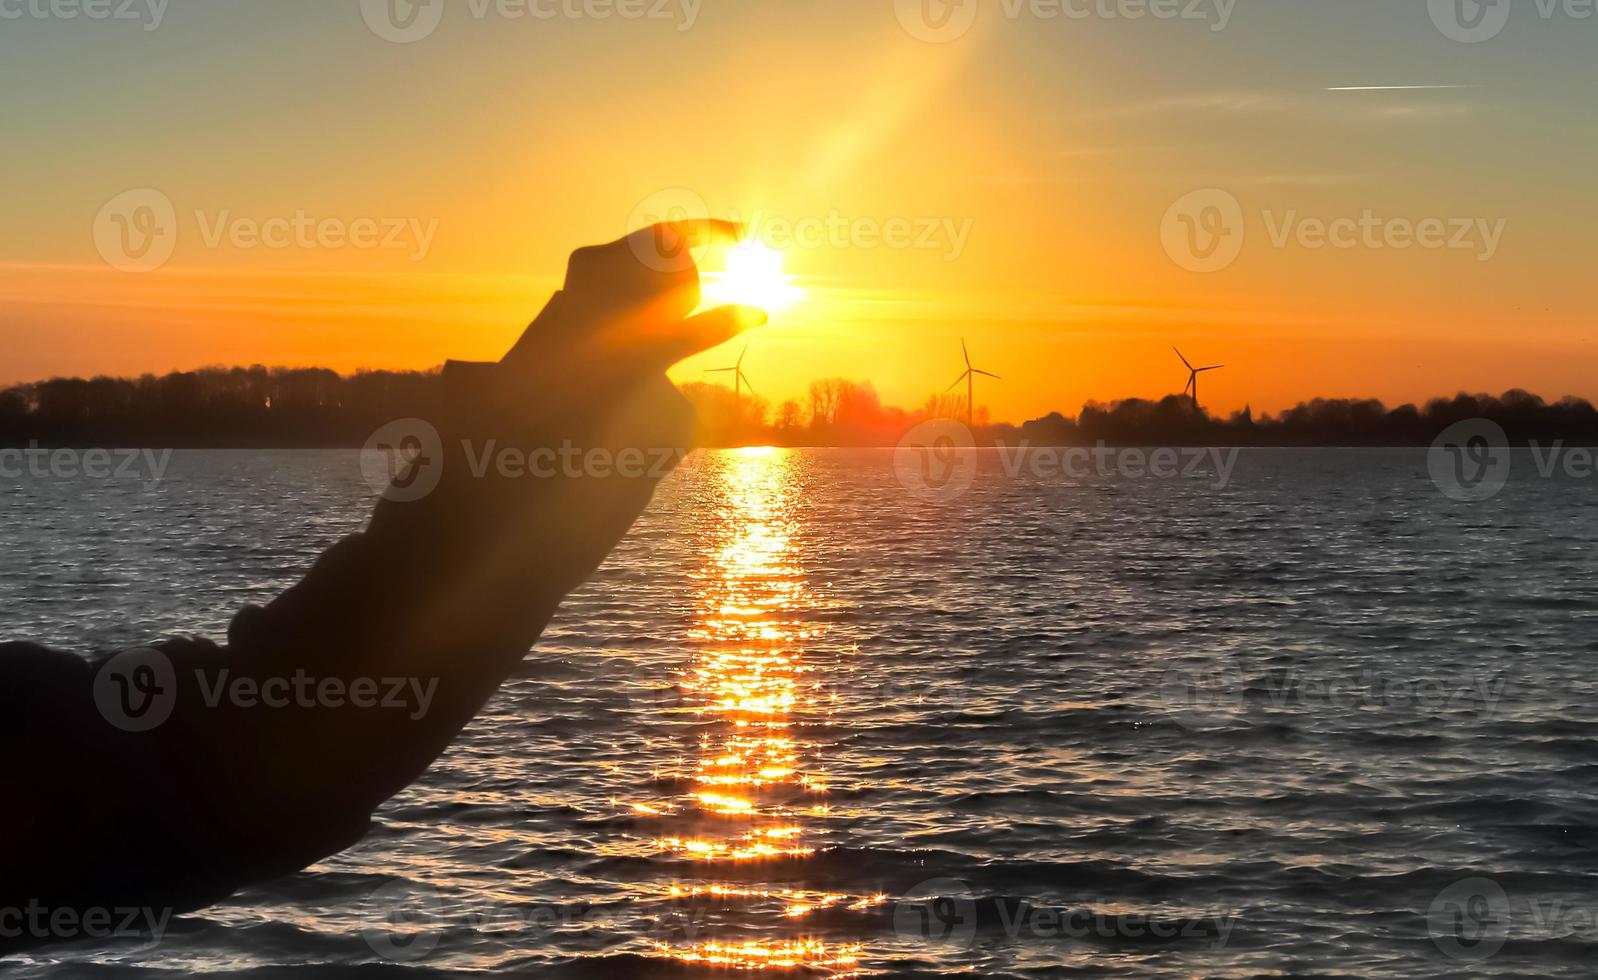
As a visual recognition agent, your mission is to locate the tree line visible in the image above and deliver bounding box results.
[3,366,1595,447]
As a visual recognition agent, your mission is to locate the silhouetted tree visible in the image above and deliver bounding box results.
[4,369,1595,449]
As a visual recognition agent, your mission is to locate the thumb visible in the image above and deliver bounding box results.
[638,304,767,373]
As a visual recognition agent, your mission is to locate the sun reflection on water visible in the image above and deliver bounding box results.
[636,448,875,973]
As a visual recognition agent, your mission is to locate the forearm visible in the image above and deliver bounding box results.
[1,539,566,927]
[157,362,680,865]
[3,220,734,941]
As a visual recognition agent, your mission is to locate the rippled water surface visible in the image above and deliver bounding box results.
[5,448,1598,977]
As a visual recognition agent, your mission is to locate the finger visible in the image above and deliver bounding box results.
[631,304,766,374]
[632,219,744,256]
[622,220,744,277]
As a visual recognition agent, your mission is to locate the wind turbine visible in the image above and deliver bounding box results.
[948,339,1000,427]
[707,342,756,409]
[1174,347,1225,414]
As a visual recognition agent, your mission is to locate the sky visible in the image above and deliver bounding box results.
[1,0,1594,421]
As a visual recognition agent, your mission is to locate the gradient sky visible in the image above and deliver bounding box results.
[2,0,1594,420]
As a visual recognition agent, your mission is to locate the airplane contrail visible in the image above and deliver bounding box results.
[1324,85,1469,92]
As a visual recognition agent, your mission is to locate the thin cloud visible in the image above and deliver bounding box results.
[1081,88,1477,125]
[980,171,1365,187]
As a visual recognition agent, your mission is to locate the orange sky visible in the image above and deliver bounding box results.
[3,2,1594,421]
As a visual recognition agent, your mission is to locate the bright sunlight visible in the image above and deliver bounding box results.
[700,241,803,315]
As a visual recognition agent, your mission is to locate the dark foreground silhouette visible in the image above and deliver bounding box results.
[0,222,764,953]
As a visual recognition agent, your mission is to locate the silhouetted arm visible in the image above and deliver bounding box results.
[0,222,763,948]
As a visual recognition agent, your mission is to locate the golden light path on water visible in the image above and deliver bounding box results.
[642,448,881,973]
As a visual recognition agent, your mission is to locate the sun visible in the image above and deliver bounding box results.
[700,241,803,314]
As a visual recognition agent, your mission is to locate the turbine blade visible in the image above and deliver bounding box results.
[737,343,750,369]
[962,339,971,370]
[1173,346,1194,371]
[973,370,1001,379]
[1198,365,1225,372]
[947,371,970,392]
[740,371,757,397]
[706,367,735,374]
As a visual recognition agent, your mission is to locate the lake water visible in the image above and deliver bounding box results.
[4,448,1598,977]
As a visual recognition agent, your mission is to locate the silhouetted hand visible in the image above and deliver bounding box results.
[236,217,769,827]
[506,219,763,382]
[0,221,765,942]
[372,220,767,665]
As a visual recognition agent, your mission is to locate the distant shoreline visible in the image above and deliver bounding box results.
[5,367,1595,451]
[6,441,1596,453]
